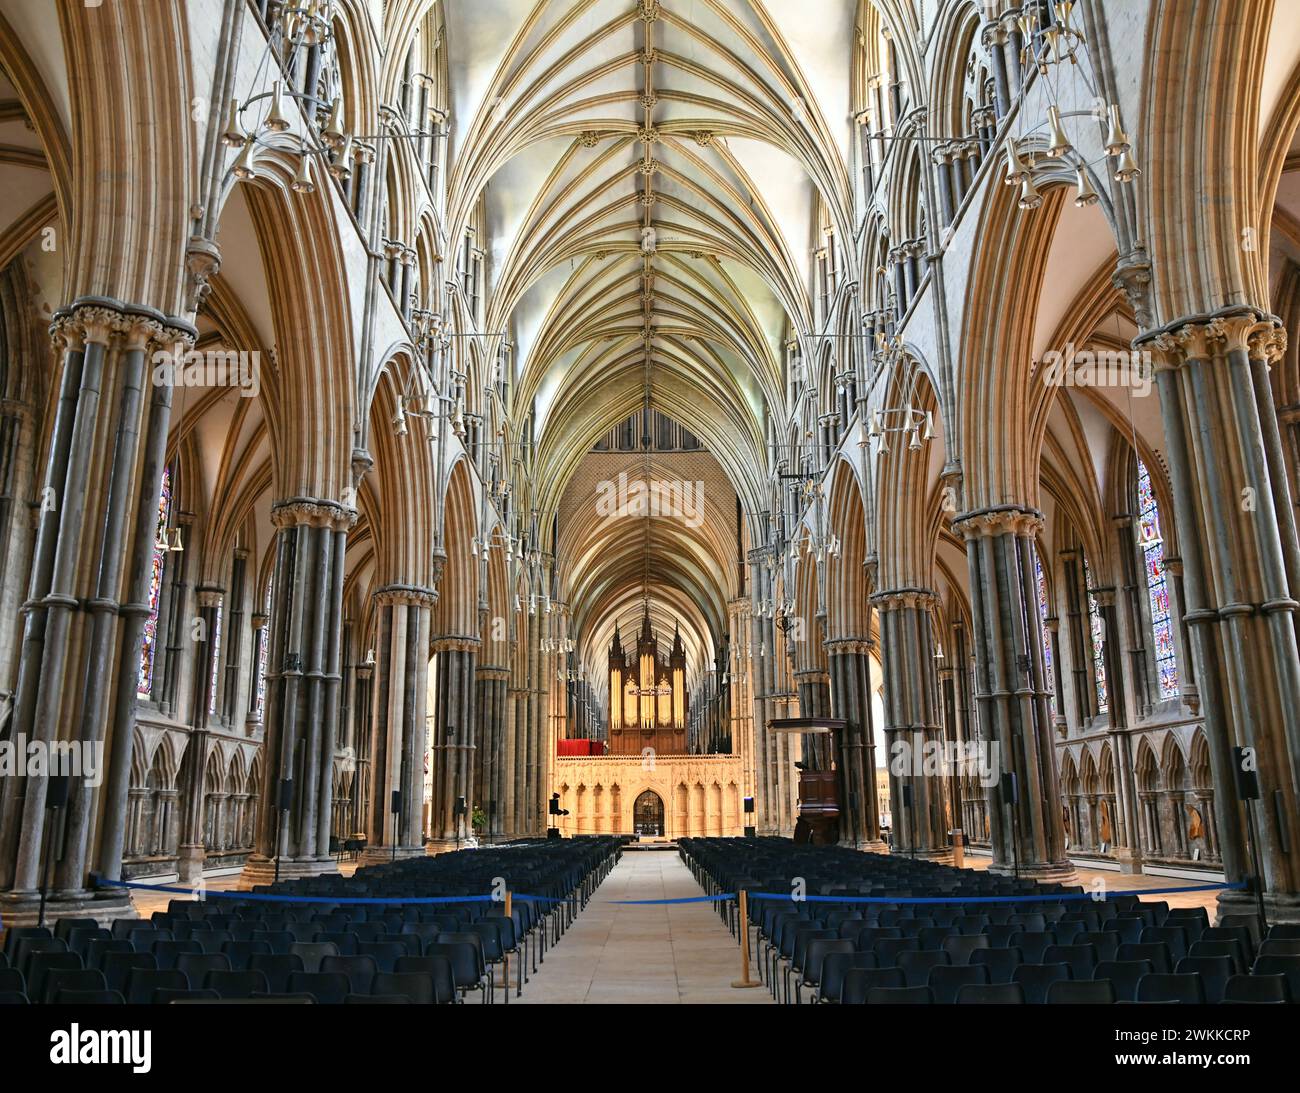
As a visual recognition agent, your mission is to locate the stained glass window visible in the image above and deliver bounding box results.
[1083,555,1108,713]
[1033,546,1056,718]
[138,466,171,697]
[255,581,272,720]
[1137,459,1180,699]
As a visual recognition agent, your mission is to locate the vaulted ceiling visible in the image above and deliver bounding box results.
[443,0,858,683]
[446,0,856,504]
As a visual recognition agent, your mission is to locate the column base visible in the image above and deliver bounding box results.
[236,854,339,889]
[1217,887,1300,926]
[0,887,137,929]
[988,859,1079,885]
[177,844,206,886]
[424,838,471,855]
[1112,846,1144,875]
[895,847,955,865]
[357,846,425,867]
[840,838,889,854]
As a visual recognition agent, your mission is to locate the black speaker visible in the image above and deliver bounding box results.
[1232,747,1261,800]
[743,826,756,838]
[45,775,71,810]
[743,796,755,814]
[277,778,294,812]
[901,784,913,808]
[454,796,467,817]
[548,793,561,816]
[391,790,403,815]
[1002,772,1019,807]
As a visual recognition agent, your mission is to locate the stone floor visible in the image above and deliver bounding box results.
[960,852,1221,914]
[515,851,771,1004]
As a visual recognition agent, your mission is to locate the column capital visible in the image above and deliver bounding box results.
[952,505,1043,539]
[196,585,224,609]
[1143,306,1279,368]
[430,635,481,654]
[825,637,875,656]
[373,583,438,608]
[271,497,359,531]
[870,586,937,610]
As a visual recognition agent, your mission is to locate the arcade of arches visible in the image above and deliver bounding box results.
[1,0,1300,932]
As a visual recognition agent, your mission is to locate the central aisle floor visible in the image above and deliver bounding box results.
[516,849,772,1004]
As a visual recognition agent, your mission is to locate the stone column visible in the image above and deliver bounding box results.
[749,553,795,833]
[428,637,479,848]
[826,638,883,849]
[1094,588,1142,872]
[954,509,1074,881]
[1143,314,1300,920]
[176,586,223,884]
[506,684,527,834]
[727,597,755,810]
[475,665,510,840]
[872,588,952,861]
[361,585,434,863]
[239,498,354,886]
[0,302,189,927]
[793,667,832,770]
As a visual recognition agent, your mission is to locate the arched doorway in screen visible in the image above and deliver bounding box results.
[634,790,665,837]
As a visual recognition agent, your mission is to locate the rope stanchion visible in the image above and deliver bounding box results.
[731,889,760,989]
[743,880,1246,906]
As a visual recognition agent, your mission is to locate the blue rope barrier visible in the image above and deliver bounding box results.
[743,881,1247,905]
[93,875,502,906]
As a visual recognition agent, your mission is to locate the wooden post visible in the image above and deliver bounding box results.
[731,889,760,988]
[503,890,513,1000]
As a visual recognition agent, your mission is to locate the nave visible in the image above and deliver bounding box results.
[2,0,1300,1056]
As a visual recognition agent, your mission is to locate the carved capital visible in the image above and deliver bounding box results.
[952,506,1043,540]
[1247,324,1287,365]
[374,583,438,609]
[271,497,359,531]
[870,587,938,611]
[826,637,875,656]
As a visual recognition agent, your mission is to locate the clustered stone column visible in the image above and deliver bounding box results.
[241,498,354,885]
[793,665,832,771]
[727,597,756,815]
[1092,587,1142,871]
[954,508,1074,881]
[428,636,479,847]
[826,637,883,849]
[176,586,223,883]
[474,665,510,840]
[0,300,188,926]
[873,588,952,861]
[362,585,434,862]
[1144,312,1300,920]
[749,550,796,834]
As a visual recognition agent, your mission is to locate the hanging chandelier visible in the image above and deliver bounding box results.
[1000,1,1140,211]
[223,2,443,194]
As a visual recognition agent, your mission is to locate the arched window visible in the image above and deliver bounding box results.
[1033,545,1055,718]
[1136,459,1179,699]
[138,466,172,697]
[1083,555,1107,713]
